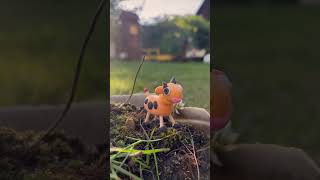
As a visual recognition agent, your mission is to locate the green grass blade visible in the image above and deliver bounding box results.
[110,140,144,160]
[133,157,150,169]
[150,143,160,180]
[112,164,142,180]
[111,147,170,155]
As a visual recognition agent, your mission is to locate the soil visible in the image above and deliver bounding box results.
[0,127,106,180]
[110,103,210,180]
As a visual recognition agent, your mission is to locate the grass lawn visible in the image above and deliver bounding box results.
[215,5,320,159]
[110,60,210,110]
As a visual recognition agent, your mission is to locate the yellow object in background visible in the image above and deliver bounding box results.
[143,48,174,62]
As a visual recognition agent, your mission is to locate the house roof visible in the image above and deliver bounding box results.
[196,0,210,20]
[120,10,139,22]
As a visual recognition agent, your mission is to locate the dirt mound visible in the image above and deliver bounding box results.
[0,127,105,180]
[110,103,210,179]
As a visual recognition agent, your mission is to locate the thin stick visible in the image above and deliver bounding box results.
[29,0,107,149]
[197,146,209,153]
[188,129,200,180]
[181,141,193,155]
[120,56,145,107]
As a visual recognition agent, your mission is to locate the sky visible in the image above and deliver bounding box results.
[119,0,204,24]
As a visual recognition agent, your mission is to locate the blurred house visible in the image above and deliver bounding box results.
[195,0,210,61]
[197,0,210,20]
[116,11,142,60]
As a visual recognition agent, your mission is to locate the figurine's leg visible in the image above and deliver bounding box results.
[169,115,181,129]
[158,116,167,132]
[168,115,176,124]
[159,116,164,127]
[144,112,150,122]
[142,112,151,128]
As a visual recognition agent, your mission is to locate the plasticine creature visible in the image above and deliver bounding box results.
[143,77,183,132]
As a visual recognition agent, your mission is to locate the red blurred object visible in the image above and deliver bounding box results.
[211,69,232,131]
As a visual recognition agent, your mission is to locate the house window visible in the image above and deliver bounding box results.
[129,24,139,35]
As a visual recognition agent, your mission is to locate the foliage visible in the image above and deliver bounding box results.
[142,15,210,56]
[110,0,125,15]
[110,0,124,42]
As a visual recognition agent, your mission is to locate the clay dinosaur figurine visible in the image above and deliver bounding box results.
[143,77,183,132]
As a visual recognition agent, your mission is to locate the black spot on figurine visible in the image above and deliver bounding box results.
[153,101,158,109]
[148,102,153,110]
[163,87,170,95]
[144,98,148,104]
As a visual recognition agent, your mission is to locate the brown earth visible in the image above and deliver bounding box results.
[110,103,210,180]
[0,127,106,180]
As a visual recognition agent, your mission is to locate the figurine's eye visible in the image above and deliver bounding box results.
[163,87,170,95]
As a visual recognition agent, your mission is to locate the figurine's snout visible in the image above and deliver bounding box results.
[171,97,182,104]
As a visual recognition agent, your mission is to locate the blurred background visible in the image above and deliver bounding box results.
[0,0,106,107]
[110,0,210,110]
[214,0,320,163]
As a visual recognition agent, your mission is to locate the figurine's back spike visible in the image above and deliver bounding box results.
[144,87,149,96]
[170,77,176,84]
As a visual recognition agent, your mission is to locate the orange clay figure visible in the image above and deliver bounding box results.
[143,77,183,132]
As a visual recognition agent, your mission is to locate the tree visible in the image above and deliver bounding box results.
[110,0,125,48]
[142,15,210,56]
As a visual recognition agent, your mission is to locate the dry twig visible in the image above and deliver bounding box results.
[120,56,146,107]
[29,0,107,149]
[188,129,200,180]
